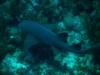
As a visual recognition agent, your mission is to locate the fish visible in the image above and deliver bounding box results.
[18,20,100,55]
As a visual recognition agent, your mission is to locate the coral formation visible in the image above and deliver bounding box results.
[0,0,100,75]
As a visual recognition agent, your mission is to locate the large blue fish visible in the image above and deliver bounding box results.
[18,20,100,55]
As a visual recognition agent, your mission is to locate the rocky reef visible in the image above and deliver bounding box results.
[0,0,100,75]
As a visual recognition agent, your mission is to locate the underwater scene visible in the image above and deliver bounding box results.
[0,0,100,75]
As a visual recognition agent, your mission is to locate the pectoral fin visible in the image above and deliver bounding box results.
[23,34,39,51]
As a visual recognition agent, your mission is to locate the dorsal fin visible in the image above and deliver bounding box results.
[57,32,68,43]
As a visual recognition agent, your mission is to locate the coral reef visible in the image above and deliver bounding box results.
[0,0,100,75]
